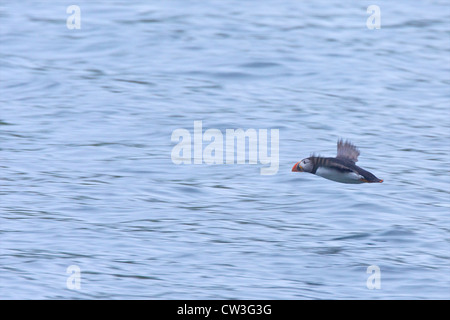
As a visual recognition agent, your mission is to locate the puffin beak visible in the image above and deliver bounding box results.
[292,162,303,172]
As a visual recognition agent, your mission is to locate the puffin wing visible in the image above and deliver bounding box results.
[310,156,355,173]
[336,139,360,163]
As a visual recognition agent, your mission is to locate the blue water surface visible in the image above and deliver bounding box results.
[1,0,449,299]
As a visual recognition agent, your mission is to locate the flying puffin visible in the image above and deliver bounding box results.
[292,139,383,184]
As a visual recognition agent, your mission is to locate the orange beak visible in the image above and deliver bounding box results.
[292,162,303,172]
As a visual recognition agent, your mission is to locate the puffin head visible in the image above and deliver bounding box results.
[292,157,313,173]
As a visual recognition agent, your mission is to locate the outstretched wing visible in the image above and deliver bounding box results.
[336,139,360,163]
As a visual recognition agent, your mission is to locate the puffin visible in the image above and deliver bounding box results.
[292,139,383,184]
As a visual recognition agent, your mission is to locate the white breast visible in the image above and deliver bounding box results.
[315,167,364,184]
